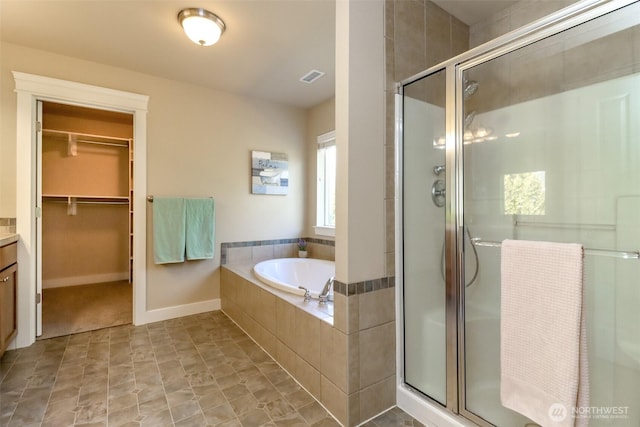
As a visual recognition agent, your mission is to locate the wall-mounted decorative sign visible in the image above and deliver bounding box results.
[251,151,289,195]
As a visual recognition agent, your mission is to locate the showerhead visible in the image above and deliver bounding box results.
[464,79,479,100]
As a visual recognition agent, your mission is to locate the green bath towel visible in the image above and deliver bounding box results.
[153,197,186,264]
[185,198,215,260]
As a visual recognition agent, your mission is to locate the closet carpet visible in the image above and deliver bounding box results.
[40,280,132,340]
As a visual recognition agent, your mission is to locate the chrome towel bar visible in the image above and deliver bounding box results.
[471,238,640,260]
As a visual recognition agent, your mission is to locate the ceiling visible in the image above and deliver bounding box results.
[1,0,514,110]
[1,0,336,109]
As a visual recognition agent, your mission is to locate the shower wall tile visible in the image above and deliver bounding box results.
[347,294,359,334]
[385,37,396,92]
[634,25,640,72]
[359,287,395,331]
[348,391,361,426]
[563,29,635,92]
[464,55,510,114]
[466,0,640,112]
[510,47,563,105]
[320,321,348,393]
[385,91,395,147]
[359,375,396,422]
[384,144,395,201]
[348,334,361,395]
[385,0,469,281]
[510,0,575,31]
[386,251,395,277]
[385,0,394,38]
[394,0,427,81]
[425,1,453,66]
[358,322,396,389]
[385,199,395,253]
[451,16,470,57]
[469,5,511,47]
[426,70,447,108]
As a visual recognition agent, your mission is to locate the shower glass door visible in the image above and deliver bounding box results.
[461,3,640,425]
[402,69,447,404]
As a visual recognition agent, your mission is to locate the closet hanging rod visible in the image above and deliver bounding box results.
[471,238,640,260]
[75,139,129,148]
[43,128,131,143]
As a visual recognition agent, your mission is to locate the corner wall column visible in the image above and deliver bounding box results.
[335,1,393,424]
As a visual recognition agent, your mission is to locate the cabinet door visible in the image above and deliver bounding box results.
[0,264,17,353]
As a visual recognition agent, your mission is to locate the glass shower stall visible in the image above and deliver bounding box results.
[396,1,640,426]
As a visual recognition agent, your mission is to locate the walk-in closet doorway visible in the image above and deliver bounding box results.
[37,102,134,339]
[14,72,149,350]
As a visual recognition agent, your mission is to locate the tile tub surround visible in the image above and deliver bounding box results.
[221,238,335,265]
[221,264,396,426]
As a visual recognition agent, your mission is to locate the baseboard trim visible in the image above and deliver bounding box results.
[136,299,221,325]
[43,272,130,289]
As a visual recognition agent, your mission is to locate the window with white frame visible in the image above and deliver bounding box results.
[315,131,336,237]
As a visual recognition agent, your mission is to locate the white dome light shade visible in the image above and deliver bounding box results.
[178,8,226,46]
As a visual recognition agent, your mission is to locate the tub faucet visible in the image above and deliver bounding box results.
[298,286,311,302]
[319,276,335,305]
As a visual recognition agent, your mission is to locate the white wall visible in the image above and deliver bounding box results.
[1,41,307,309]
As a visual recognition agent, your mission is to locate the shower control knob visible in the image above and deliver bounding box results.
[431,179,446,207]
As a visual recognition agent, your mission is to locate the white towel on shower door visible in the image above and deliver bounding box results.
[500,239,589,427]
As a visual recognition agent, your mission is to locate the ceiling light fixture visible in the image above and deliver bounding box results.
[178,8,226,46]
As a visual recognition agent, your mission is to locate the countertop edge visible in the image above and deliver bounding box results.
[0,233,19,247]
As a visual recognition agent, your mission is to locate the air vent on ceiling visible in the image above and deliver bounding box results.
[299,70,325,84]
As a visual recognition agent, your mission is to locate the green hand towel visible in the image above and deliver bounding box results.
[153,197,186,264]
[185,198,215,260]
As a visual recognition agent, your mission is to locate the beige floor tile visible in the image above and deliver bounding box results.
[0,310,418,427]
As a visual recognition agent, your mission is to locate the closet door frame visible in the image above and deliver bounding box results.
[13,72,149,348]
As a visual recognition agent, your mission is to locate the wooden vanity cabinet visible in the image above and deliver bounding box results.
[0,242,17,357]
